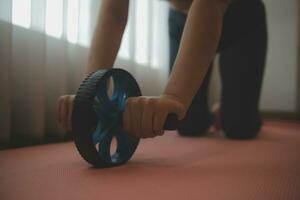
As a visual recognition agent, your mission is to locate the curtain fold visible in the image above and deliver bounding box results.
[0,0,170,146]
[0,0,12,144]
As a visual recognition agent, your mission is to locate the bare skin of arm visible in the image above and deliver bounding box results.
[58,0,129,131]
[164,0,230,109]
[86,0,129,74]
[126,0,232,138]
[169,0,193,13]
[58,0,231,138]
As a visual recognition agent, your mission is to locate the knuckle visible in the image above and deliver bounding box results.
[148,98,156,105]
[136,97,145,103]
[144,98,153,107]
[66,95,72,102]
[59,95,72,103]
[58,96,65,102]
[136,98,147,108]
[132,97,140,103]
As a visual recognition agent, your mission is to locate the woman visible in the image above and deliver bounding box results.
[58,0,267,139]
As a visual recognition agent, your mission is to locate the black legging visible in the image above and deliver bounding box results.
[168,0,267,139]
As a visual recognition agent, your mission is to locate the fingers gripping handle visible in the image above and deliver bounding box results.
[163,113,179,130]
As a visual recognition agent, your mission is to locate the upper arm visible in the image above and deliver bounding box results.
[100,0,129,23]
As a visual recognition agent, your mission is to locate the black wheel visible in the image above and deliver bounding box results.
[72,69,142,168]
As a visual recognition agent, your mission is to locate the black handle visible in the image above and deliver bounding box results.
[163,113,179,130]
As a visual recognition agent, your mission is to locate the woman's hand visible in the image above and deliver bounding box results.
[57,94,187,138]
[57,95,75,132]
[123,95,186,138]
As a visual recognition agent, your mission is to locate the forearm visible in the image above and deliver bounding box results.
[86,0,129,75]
[164,0,230,109]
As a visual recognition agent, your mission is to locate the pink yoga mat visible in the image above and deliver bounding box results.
[0,120,300,200]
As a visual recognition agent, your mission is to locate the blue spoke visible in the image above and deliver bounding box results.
[98,130,114,162]
[92,73,141,165]
[92,123,114,162]
[95,80,118,115]
[92,122,107,145]
[112,77,131,111]
[119,94,127,111]
[112,93,127,111]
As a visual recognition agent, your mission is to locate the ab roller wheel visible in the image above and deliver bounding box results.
[72,68,178,168]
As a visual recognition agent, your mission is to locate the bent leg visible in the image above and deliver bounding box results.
[218,0,268,139]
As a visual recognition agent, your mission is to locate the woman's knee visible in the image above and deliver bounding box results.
[224,127,260,139]
[222,118,262,139]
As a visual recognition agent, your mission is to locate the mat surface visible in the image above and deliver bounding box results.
[0,120,300,200]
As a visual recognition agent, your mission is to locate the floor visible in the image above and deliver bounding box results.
[0,120,300,200]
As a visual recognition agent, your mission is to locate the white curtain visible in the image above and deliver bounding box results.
[0,0,170,144]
